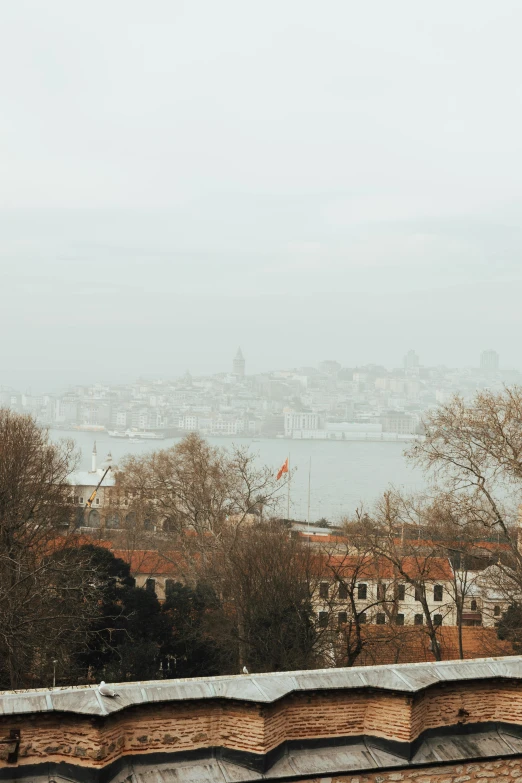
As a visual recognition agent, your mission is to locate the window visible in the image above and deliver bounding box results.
[377,583,386,601]
[414,613,423,626]
[145,578,156,594]
[106,513,120,530]
[74,495,79,505]
[470,599,477,611]
[415,586,423,602]
[88,509,100,528]
[357,583,367,600]
[319,582,329,600]
[433,614,443,626]
[397,584,406,601]
[318,611,329,628]
[376,613,386,625]
[79,497,84,505]
[338,583,348,600]
[165,579,175,597]
[433,585,443,602]
[95,497,100,505]
[494,605,501,617]
[338,612,348,625]
[395,613,405,626]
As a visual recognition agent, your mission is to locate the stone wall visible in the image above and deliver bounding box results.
[302,758,522,782]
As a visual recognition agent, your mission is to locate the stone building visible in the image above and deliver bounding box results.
[315,555,456,628]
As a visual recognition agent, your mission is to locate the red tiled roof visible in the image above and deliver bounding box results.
[324,554,453,581]
[112,549,185,577]
[349,626,515,667]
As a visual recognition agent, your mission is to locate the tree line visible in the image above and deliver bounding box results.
[3,387,522,688]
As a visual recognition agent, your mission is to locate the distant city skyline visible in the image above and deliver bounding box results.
[0,346,512,395]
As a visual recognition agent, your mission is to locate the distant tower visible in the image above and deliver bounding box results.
[480,350,499,372]
[404,349,420,371]
[233,347,245,377]
[91,441,97,473]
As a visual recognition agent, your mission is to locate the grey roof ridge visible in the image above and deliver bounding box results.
[1,655,522,717]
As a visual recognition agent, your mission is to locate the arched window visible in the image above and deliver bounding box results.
[75,508,85,528]
[143,518,154,531]
[165,579,176,598]
[125,512,137,529]
[88,509,100,528]
[494,605,501,617]
[106,513,120,529]
[470,599,477,611]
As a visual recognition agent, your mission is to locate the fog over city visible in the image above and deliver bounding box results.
[2,1,522,388]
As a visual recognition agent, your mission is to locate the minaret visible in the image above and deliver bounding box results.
[91,441,97,473]
[233,347,245,377]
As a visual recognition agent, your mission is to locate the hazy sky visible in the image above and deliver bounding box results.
[2,0,522,389]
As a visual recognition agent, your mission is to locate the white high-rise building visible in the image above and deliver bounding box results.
[480,350,499,372]
[404,349,420,370]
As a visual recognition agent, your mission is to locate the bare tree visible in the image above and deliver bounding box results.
[0,410,101,688]
[361,490,456,661]
[408,388,522,576]
[321,538,393,666]
[200,520,323,673]
[115,433,284,539]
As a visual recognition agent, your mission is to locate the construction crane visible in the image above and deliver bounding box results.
[85,466,112,509]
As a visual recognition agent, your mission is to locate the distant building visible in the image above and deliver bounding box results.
[319,360,341,376]
[232,347,245,377]
[284,411,319,436]
[379,411,418,435]
[67,443,116,529]
[480,350,499,371]
[404,349,420,371]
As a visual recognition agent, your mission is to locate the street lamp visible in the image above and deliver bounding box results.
[52,659,58,688]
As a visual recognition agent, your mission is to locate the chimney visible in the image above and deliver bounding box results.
[91,441,97,473]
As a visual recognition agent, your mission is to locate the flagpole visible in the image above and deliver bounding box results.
[307,456,311,530]
[287,453,290,520]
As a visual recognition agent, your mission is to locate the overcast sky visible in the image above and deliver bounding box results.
[1,0,522,389]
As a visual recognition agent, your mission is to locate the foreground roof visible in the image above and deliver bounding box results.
[2,655,522,717]
[3,656,522,783]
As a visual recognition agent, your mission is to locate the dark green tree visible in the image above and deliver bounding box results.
[77,545,173,682]
[160,582,223,678]
[497,604,522,652]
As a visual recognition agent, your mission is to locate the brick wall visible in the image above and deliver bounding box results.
[1,678,522,771]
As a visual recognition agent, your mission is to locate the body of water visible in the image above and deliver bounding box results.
[50,431,426,523]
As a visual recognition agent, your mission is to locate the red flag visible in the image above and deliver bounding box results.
[277,458,289,480]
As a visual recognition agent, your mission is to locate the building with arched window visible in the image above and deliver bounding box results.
[67,443,116,530]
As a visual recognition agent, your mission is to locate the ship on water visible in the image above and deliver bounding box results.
[107,429,165,440]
